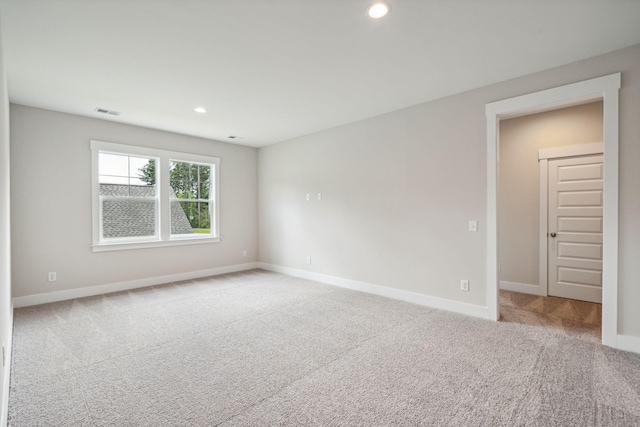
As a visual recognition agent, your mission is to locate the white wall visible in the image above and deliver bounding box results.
[499,102,603,291]
[10,105,258,298]
[258,44,640,338]
[0,16,12,427]
[258,85,489,308]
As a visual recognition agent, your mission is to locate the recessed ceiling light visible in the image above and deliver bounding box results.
[367,2,390,18]
[194,107,207,113]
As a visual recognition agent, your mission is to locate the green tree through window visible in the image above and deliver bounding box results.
[139,159,211,233]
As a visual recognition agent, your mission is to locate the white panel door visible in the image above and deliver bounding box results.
[548,155,603,303]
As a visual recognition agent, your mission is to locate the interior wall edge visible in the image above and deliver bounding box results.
[0,11,12,426]
[1,304,12,427]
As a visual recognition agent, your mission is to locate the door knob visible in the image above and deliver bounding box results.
[550,232,557,237]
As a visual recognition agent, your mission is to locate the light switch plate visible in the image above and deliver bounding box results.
[469,221,478,232]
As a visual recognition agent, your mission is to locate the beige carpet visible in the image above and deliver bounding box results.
[9,270,640,426]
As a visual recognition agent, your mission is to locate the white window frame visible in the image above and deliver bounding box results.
[91,140,220,252]
[98,151,161,243]
[168,159,216,239]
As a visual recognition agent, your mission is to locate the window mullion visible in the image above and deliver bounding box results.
[159,157,171,241]
[212,164,218,238]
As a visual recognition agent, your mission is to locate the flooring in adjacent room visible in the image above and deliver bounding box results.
[9,270,640,426]
[499,290,602,344]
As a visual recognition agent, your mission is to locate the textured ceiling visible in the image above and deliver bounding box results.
[2,0,640,147]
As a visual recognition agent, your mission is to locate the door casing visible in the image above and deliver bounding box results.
[486,73,620,348]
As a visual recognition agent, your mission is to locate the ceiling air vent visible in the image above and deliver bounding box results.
[94,107,121,116]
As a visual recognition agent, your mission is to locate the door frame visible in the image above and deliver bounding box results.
[538,143,604,298]
[486,73,620,347]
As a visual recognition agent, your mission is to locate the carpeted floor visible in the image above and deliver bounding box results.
[8,269,640,426]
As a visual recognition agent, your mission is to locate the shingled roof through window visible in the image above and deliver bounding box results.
[99,184,194,238]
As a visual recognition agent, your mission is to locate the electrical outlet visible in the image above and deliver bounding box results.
[242,250,247,257]
[306,193,310,201]
[317,192,322,200]
[48,272,57,282]
[460,280,469,292]
[306,256,311,265]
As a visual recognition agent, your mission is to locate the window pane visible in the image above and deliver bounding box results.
[102,199,156,239]
[170,201,194,235]
[170,161,210,200]
[129,156,150,177]
[129,177,148,187]
[99,153,129,178]
[197,202,211,234]
[99,175,129,186]
[170,161,194,199]
[99,154,156,197]
[135,158,156,186]
[171,201,210,235]
[199,165,210,199]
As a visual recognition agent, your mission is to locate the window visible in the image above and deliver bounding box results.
[170,161,211,236]
[99,153,158,240]
[91,140,220,251]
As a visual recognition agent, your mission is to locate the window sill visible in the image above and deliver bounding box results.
[91,236,221,252]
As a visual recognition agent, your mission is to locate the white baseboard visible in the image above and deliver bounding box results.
[257,263,491,320]
[1,300,13,427]
[12,262,259,308]
[617,334,640,355]
[499,280,546,296]
[10,262,640,358]
[257,264,640,355]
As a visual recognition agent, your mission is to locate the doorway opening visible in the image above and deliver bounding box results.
[497,102,604,341]
[485,73,621,348]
